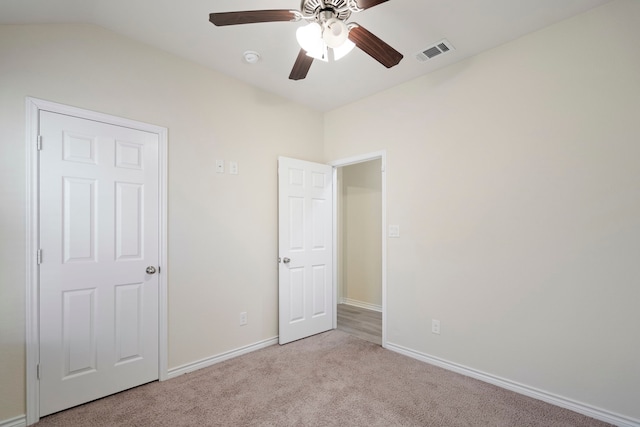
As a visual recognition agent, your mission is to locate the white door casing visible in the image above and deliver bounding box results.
[27,101,168,421]
[278,157,334,344]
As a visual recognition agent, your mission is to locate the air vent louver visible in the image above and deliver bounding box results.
[416,39,454,62]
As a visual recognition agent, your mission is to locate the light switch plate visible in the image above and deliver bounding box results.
[215,159,224,173]
[229,161,238,175]
[389,225,400,238]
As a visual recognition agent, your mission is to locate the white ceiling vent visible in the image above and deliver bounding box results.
[416,39,455,62]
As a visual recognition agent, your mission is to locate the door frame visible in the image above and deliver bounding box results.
[329,150,387,347]
[25,97,169,425]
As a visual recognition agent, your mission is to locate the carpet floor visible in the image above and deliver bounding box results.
[36,330,611,426]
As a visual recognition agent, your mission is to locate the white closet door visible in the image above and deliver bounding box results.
[39,111,160,416]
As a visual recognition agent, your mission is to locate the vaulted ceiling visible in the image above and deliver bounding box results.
[1,0,611,111]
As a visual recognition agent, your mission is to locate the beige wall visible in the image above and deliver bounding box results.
[325,0,640,420]
[2,0,640,423]
[339,160,382,307]
[0,24,323,420]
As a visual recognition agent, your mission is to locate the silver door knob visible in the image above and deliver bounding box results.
[282,257,291,264]
[146,266,157,274]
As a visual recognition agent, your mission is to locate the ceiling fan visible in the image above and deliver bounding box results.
[209,0,403,80]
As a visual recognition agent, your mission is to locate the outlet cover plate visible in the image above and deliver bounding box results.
[432,319,441,335]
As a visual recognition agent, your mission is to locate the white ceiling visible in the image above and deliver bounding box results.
[1,0,611,111]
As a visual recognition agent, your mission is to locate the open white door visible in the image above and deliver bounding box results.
[38,111,160,416]
[278,157,334,344]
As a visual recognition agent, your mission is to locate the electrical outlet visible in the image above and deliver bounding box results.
[431,319,441,335]
[240,311,247,326]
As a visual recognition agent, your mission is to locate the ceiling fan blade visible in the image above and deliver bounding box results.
[348,25,403,68]
[354,0,390,10]
[289,49,314,80]
[209,10,297,26]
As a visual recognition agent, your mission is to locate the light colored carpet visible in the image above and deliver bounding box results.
[36,330,611,426]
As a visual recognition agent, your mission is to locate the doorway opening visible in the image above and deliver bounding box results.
[331,153,385,346]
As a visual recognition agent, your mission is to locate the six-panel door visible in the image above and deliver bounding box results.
[38,111,160,416]
[278,157,333,344]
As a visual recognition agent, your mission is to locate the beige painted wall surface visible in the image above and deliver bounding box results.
[325,0,640,421]
[0,24,323,420]
[340,160,382,307]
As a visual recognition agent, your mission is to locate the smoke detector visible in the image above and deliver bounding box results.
[243,51,260,64]
[416,39,455,62]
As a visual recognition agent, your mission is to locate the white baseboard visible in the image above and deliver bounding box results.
[0,415,26,427]
[386,342,639,427]
[340,298,382,312]
[11,337,636,426]
[167,336,278,379]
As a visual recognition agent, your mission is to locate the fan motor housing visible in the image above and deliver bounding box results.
[302,0,351,21]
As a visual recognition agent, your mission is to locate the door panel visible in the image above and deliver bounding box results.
[115,182,144,260]
[62,288,97,378]
[39,111,159,416]
[278,157,333,344]
[114,282,144,364]
[312,265,328,316]
[63,177,97,262]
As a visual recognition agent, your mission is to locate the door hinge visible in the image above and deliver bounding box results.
[37,135,42,151]
[37,249,42,265]
[37,364,40,380]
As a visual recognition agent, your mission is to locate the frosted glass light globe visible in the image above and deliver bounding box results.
[322,18,348,48]
[333,39,355,61]
[296,23,322,55]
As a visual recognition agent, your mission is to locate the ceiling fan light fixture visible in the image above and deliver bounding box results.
[296,23,320,56]
[296,22,328,61]
[333,39,355,61]
[322,18,349,48]
[296,22,320,52]
[307,43,329,62]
